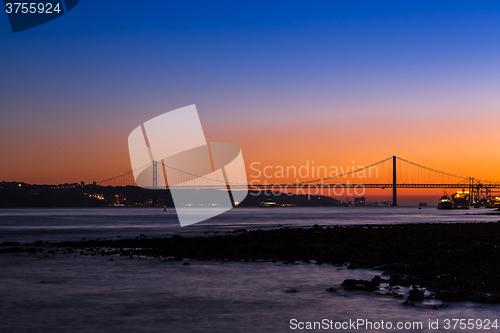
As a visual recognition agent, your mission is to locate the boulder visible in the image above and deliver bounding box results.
[407,289,425,302]
[342,279,378,291]
[1,242,20,246]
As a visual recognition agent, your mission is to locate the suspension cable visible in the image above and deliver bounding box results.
[395,156,467,180]
[297,156,394,185]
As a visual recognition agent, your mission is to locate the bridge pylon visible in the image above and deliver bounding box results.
[392,155,398,206]
[152,160,158,206]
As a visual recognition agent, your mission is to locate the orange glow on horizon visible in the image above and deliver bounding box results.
[1,107,499,200]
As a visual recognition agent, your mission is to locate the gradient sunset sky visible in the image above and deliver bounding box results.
[1,1,499,203]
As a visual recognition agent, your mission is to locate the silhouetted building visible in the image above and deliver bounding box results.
[354,197,366,206]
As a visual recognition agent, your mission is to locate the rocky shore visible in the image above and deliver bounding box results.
[3,222,500,304]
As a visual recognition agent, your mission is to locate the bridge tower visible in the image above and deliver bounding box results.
[392,155,398,206]
[152,160,158,206]
[469,177,473,205]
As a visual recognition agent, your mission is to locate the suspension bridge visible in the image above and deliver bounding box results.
[94,155,500,206]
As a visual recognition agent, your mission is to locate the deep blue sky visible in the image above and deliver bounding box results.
[1,1,500,186]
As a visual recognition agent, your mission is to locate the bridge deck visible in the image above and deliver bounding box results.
[164,183,500,190]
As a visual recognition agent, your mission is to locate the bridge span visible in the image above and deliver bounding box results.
[95,155,500,206]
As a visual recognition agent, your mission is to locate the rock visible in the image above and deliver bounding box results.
[26,247,37,253]
[285,289,298,293]
[471,293,500,304]
[374,263,401,271]
[326,287,337,292]
[402,300,416,306]
[437,290,468,302]
[342,279,378,291]
[32,240,44,246]
[371,276,384,285]
[407,289,425,302]
[389,274,414,286]
[0,247,25,254]
[1,242,20,246]
[381,269,398,276]
[182,262,190,265]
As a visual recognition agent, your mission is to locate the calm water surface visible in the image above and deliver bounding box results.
[0,206,498,243]
[1,207,499,332]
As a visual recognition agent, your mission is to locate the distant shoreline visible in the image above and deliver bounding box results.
[0,181,455,207]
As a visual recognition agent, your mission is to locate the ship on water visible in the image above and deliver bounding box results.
[259,198,279,207]
[437,192,454,209]
[452,189,470,208]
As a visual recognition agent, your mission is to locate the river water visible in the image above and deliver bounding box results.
[0,206,499,244]
[1,207,499,332]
